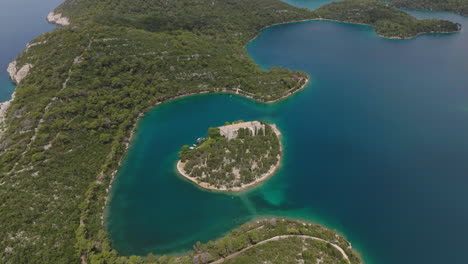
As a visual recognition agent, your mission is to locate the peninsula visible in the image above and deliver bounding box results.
[177,121,282,192]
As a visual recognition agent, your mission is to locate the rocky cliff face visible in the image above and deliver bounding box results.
[7,61,33,84]
[46,12,70,26]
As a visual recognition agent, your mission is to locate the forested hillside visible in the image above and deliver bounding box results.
[54,0,313,42]
[383,0,468,16]
[0,1,313,263]
[179,122,281,190]
[315,0,461,38]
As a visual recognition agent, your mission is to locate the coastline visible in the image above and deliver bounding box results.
[0,60,20,140]
[2,1,456,155]
[99,89,288,219]
[98,11,456,200]
[175,124,283,193]
[315,18,460,39]
[248,17,460,43]
[215,76,309,104]
[7,4,445,164]
[46,11,70,26]
[98,77,305,226]
[0,92,15,140]
[262,76,309,103]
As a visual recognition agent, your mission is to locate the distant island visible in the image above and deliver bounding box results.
[382,0,468,16]
[177,121,282,191]
[315,0,461,39]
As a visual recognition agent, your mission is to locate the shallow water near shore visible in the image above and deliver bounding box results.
[107,9,468,264]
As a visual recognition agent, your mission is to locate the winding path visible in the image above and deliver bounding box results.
[209,234,350,264]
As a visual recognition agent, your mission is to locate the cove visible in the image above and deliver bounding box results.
[106,7,468,264]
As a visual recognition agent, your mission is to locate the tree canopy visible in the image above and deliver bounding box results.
[179,122,281,190]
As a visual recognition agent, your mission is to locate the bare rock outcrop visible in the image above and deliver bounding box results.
[0,92,15,140]
[8,61,33,84]
[46,12,70,26]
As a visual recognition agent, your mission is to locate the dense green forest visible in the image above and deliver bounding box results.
[0,0,461,263]
[54,0,461,40]
[54,0,313,43]
[382,0,468,16]
[315,0,461,38]
[179,121,281,190]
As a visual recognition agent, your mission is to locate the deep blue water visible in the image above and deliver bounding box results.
[247,11,468,264]
[107,8,468,264]
[0,0,61,101]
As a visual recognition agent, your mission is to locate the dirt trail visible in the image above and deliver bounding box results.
[209,234,350,264]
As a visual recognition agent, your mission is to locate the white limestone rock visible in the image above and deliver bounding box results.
[8,61,33,84]
[0,92,15,139]
[46,12,70,26]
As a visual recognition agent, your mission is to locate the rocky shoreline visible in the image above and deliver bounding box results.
[1,9,67,139]
[46,12,70,26]
[7,60,32,84]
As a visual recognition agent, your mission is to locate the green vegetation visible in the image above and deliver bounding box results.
[192,218,362,264]
[315,0,461,38]
[382,0,468,16]
[179,121,281,190]
[54,0,313,44]
[83,218,364,264]
[223,238,347,264]
[0,0,459,263]
[0,1,311,262]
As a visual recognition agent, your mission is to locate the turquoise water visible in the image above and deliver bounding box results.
[0,0,61,101]
[107,8,468,264]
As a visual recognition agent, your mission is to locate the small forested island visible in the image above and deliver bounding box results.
[315,0,462,39]
[178,121,281,191]
[383,0,468,16]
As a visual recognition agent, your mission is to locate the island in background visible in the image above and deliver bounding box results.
[315,0,462,39]
[177,121,282,192]
[382,0,468,16]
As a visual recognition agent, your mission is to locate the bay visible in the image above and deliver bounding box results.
[107,8,468,264]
